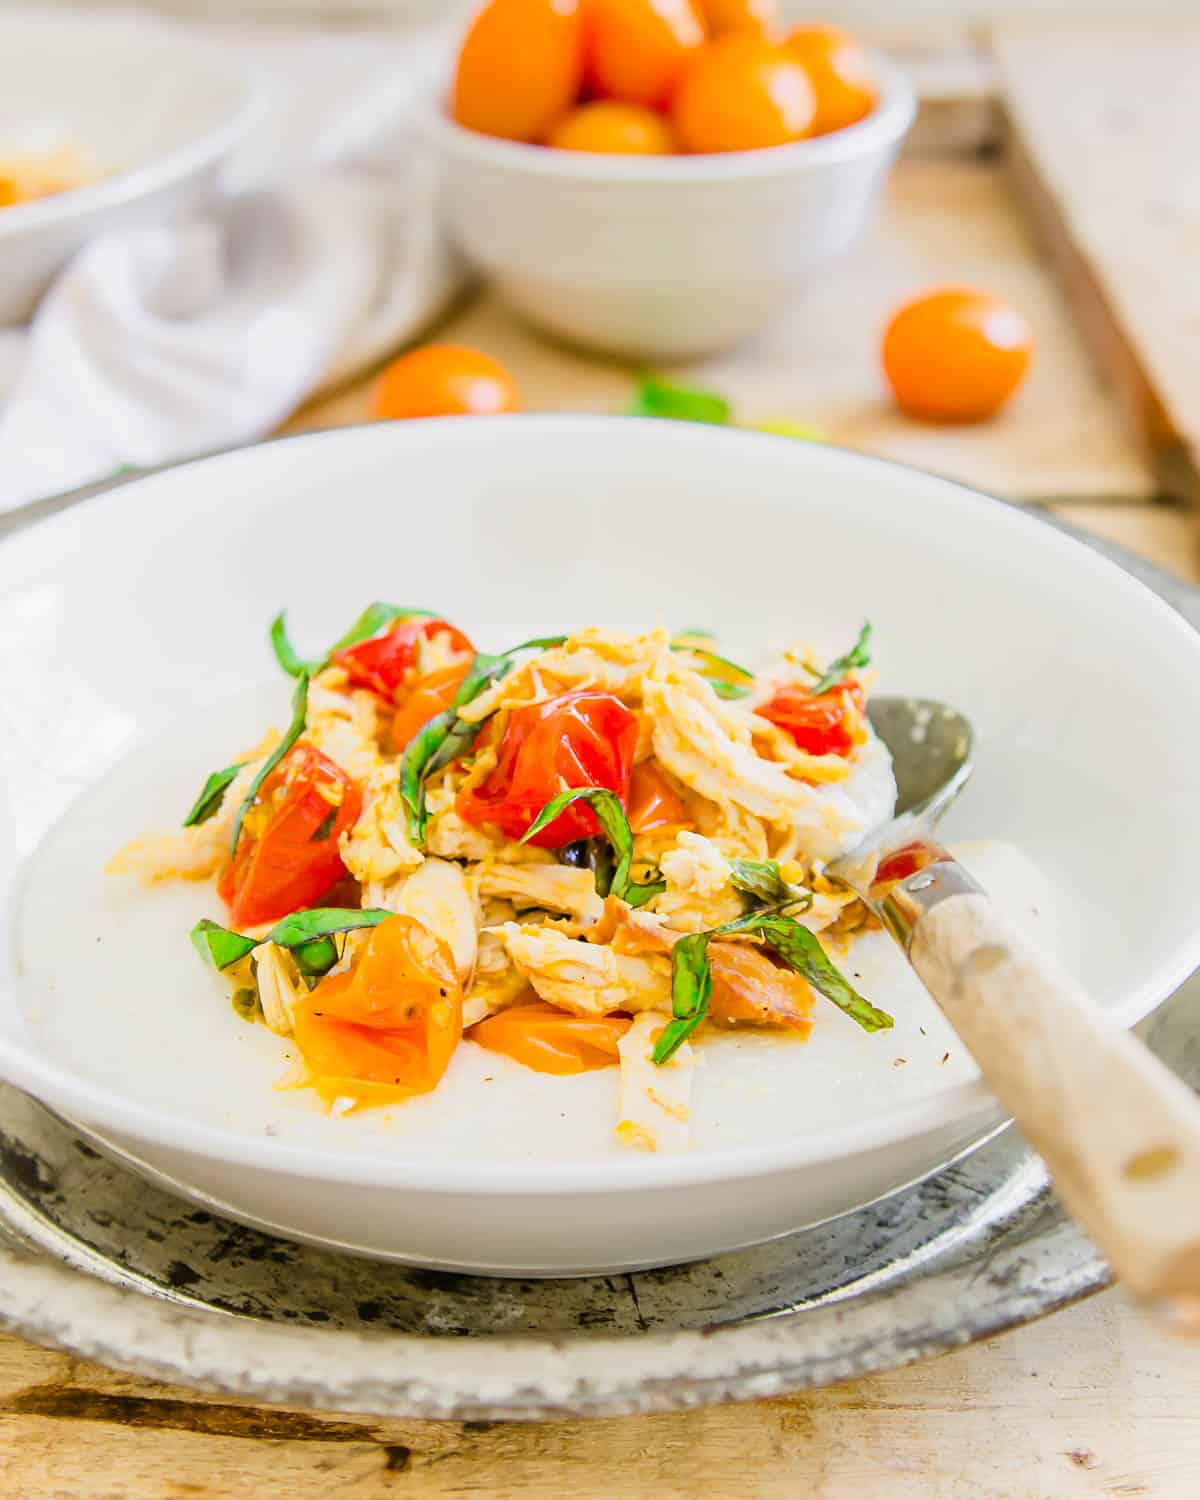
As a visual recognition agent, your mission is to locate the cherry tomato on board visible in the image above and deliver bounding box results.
[391,661,474,751]
[218,744,362,928]
[333,618,473,704]
[585,0,706,111]
[881,288,1033,424]
[370,346,522,421]
[756,679,865,758]
[468,1002,631,1074]
[456,691,639,846]
[452,0,584,142]
[784,24,876,136]
[291,915,463,1107]
[626,761,690,834]
[671,35,816,153]
[547,101,677,154]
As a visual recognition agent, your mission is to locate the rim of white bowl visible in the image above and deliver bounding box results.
[422,51,916,181]
[0,18,265,241]
[4,417,1200,1198]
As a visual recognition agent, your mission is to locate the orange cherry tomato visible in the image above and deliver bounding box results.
[626,761,690,833]
[218,744,361,929]
[585,0,706,111]
[391,661,473,750]
[292,915,463,1107]
[469,1002,631,1074]
[694,0,776,36]
[785,24,876,136]
[371,345,521,421]
[546,101,677,154]
[334,617,473,703]
[756,680,865,757]
[671,35,816,152]
[882,288,1034,424]
[452,0,584,142]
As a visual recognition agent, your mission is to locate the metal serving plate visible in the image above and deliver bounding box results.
[0,505,1195,1418]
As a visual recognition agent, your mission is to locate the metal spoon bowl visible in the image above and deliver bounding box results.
[867,696,974,821]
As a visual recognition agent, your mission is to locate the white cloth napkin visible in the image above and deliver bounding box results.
[0,18,467,513]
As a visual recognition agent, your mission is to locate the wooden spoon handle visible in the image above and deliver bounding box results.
[910,889,1200,1309]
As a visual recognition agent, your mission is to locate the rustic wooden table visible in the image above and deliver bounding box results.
[4,18,1200,1494]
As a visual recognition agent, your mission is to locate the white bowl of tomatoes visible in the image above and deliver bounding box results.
[423,2,916,359]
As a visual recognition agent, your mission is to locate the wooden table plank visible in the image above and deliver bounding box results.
[289,157,1151,504]
[1,1285,1198,1499]
[991,20,1200,503]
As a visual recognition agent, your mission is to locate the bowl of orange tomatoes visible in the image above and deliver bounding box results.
[422,0,915,358]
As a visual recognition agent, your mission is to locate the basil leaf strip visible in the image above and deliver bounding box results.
[230,672,309,855]
[652,909,891,1064]
[729,858,813,911]
[190,908,392,976]
[671,637,755,700]
[630,375,732,426]
[810,621,873,696]
[270,602,437,678]
[520,787,666,908]
[399,637,569,843]
[191,919,257,971]
[182,761,246,828]
[711,680,753,700]
[310,806,337,842]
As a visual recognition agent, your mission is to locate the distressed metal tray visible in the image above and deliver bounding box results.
[0,508,1196,1419]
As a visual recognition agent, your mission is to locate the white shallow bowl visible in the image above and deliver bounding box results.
[4,418,1200,1277]
[0,15,262,324]
[422,55,915,359]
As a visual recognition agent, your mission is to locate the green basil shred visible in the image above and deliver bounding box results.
[729,858,812,911]
[630,375,732,426]
[270,602,436,679]
[520,787,665,908]
[190,908,394,974]
[230,672,309,855]
[810,622,872,696]
[182,761,246,828]
[652,910,891,1065]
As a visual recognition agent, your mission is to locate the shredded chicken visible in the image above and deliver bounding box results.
[367,859,479,983]
[459,628,671,723]
[472,862,604,927]
[252,944,305,1036]
[656,831,744,933]
[616,1012,695,1153]
[501,924,671,1017]
[707,942,816,1032]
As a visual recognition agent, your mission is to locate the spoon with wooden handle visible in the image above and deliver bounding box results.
[830,697,1200,1326]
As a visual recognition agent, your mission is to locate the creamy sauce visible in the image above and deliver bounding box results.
[12,691,1081,1163]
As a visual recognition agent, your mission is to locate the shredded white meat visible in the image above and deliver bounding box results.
[616,1012,696,1153]
[500,924,671,1017]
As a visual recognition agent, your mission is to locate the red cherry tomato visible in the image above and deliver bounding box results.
[218,744,362,928]
[456,691,639,846]
[626,761,690,834]
[333,618,473,704]
[468,1002,631,1074]
[756,680,865,757]
[291,915,463,1107]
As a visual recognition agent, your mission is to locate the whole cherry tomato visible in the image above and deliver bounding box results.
[218,744,361,928]
[469,1002,631,1074]
[671,35,816,152]
[694,0,776,36]
[291,915,463,1107]
[333,618,473,704]
[457,691,639,846]
[756,679,865,757]
[370,346,521,421]
[785,24,876,136]
[585,0,706,111]
[547,101,677,154]
[626,761,690,833]
[452,0,584,142]
[882,288,1033,423]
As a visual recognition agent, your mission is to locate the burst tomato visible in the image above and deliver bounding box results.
[452,0,584,142]
[456,691,638,846]
[626,761,690,833]
[468,1002,631,1074]
[333,618,473,703]
[756,679,865,757]
[218,744,361,928]
[391,661,473,750]
[291,915,463,1107]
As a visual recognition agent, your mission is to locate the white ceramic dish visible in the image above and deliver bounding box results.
[4,417,1200,1276]
[0,14,262,324]
[421,55,915,359]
